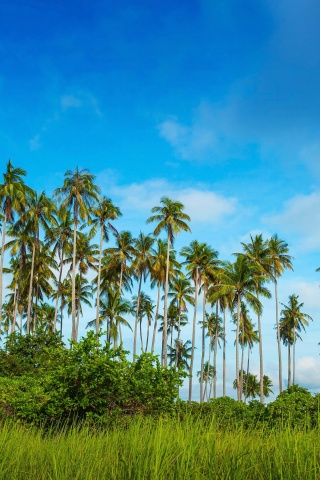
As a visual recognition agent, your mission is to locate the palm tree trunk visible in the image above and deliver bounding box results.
[151,283,161,353]
[214,302,219,399]
[240,334,245,402]
[275,278,283,393]
[206,340,212,401]
[145,321,150,352]
[54,252,64,334]
[200,290,206,403]
[176,306,182,368]
[10,287,18,334]
[95,225,103,335]
[0,213,7,325]
[71,203,77,341]
[236,295,241,401]
[26,241,36,334]
[256,291,264,404]
[223,308,226,397]
[133,275,142,361]
[188,275,198,403]
[162,233,171,367]
[139,317,144,353]
[245,346,250,402]
[288,343,291,387]
[293,327,296,385]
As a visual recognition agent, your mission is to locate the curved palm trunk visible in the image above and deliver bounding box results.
[139,317,144,353]
[0,213,7,324]
[10,287,18,334]
[200,290,206,403]
[176,301,182,368]
[71,203,78,342]
[145,321,150,352]
[95,225,103,335]
[151,283,161,353]
[275,278,283,393]
[236,295,241,401]
[26,241,36,334]
[223,308,226,397]
[133,275,142,361]
[162,233,171,367]
[256,291,264,404]
[188,275,198,403]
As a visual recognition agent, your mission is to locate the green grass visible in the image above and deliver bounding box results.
[1,417,320,479]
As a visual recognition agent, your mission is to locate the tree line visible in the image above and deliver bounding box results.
[0,160,313,403]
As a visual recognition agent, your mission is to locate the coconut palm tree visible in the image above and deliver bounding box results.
[268,235,294,393]
[105,231,136,294]
[20,191,57,333]
[149,239,181,355]
[45,208,73,332]
[87,286,132,348]
[204,311,223,399]
[168,339,192,372]
[280,317,296,387]
[90,197,121,335]
[131,233,154,360]
[65,274,93,339]
[54,168,100,341]
[280,294,312,385]
[240,234,271,403]
[147,197,191,366]
[0,160,30,324]
[181,241,212,402]
[209,255,263,401]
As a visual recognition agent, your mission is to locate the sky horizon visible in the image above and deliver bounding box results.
[1,0,320,401]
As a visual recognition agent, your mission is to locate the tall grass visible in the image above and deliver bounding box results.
[0,417,319,479]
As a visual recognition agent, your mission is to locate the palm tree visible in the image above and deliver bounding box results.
[90,197,121,335]
[240,234,271,403]
[65,274,93,339]
[105,231,136,294]
[280,317,296,387]
[168,275,194,366]
[54,168,100,340]
[87,286,131,348]
[45,208,73,332]
[131,232,154,360]
[280,294,312,385]
[132,292,154,353]
[149,239,181,355]
[204,311,223,399]
[209,255,263,401]
[268,235,293,393]
[181,241,211,402]
[147,197,191,366]
[168,339,192,372]
[20,191,57,333]
[0,160,30,324]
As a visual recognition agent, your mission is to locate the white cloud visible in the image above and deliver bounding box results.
[263,191,320,251]
[29,134,41,151]
[295,357,320,390]
[107,178,237,225]
[61,94,83,110]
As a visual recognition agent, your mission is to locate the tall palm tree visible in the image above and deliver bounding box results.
[105,231,136,294]
[54,168,100,340]
[90,197,121,335]
[132,292,154,353]
[280,294,312,385]
[87,286,131,348]
[20,191,57,333]
[168,339,192,372]
[280,316,296,387]
[0,160,30,324]
[209,255,263,401]
[147,197,191,367]
[180,241,211,402]
[204,311,223,399]
[131,232,154,360]
[240,234,271,403]
[149,239,181,354]
[65,273,93,339]
[268,235,293,393]
[45,208,73,332]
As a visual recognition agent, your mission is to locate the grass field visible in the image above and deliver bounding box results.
[1,417,319,479]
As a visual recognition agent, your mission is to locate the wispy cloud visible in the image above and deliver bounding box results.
[263,191,320,252]
[61,94,83,110]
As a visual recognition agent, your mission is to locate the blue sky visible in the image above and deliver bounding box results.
[1,0,320,399]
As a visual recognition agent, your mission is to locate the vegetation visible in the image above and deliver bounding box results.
[0,160,316,408]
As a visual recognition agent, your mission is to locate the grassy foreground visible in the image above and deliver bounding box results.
[1,417,320,480]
